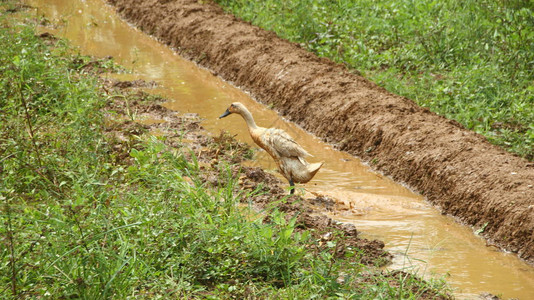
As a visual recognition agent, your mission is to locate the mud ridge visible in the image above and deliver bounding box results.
[106,0,534,263]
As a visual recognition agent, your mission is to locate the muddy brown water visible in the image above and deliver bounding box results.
[29,0,534,298]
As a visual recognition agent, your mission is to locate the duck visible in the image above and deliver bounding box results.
[219,102,323,194]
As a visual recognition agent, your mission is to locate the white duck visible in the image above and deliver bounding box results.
[219,102,323,194]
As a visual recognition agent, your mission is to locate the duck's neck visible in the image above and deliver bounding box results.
[239,107,258,130]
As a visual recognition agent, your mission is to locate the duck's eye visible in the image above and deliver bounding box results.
[230,104,235,108]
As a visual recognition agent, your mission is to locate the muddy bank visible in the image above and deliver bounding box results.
[106,0,534,263]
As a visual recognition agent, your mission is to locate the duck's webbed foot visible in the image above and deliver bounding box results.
[289,179,295,195]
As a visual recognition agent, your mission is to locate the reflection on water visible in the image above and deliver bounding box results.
[29,0,534,298]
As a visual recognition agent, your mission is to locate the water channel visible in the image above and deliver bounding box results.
[28,0,534,298]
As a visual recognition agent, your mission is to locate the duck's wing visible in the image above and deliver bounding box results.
[259,128,311,158]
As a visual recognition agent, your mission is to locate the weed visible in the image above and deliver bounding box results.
[475,222,489,235]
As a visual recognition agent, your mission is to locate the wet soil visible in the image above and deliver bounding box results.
[106,0,534,264]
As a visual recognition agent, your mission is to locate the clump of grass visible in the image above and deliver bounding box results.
[215,0,534,160]
[0,5,451,299]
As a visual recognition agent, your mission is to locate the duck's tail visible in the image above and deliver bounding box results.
[307,161,324,179]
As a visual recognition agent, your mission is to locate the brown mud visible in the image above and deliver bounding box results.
[106,0,534,264]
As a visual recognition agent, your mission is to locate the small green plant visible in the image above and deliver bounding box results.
[475,222,489,235]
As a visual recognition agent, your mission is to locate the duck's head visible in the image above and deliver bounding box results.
[218,102,246,119]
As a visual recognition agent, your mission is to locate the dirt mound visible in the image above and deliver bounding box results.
[107,0,534,264]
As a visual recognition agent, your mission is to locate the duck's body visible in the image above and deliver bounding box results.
[219,102,323,194]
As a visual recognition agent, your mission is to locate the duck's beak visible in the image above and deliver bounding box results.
[218,109,231,119]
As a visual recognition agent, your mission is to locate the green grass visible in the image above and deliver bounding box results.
[214,0,534,160]
[0,4,451,299]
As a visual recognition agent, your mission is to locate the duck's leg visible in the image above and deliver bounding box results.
[289,179,295,195]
